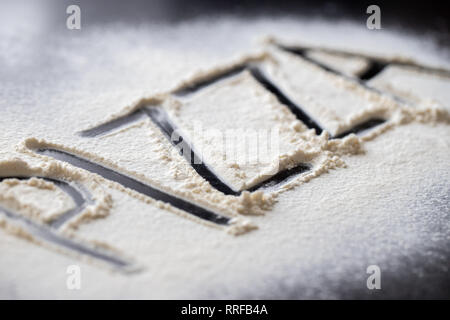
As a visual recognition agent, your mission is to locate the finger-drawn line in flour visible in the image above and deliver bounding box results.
[248,66,387,138]
[277,46,383,81]
[333,118,386,139]
[0,177,134,271]
[0,176,92,229]
[48,179,92,228]
[247,163,311,192]
[358,61,388,81]
[278,44,450,84]
[279,47,344,77]
[172,61,386,138]
[274,46,389,133]
[280,46,387,81]
[277,45,412,106]
[80,107,239,196]
[32,148,233,225]
[80,108,146,138]
[78,59,391,195]
[174,65,247,96]
[247,66,324,135]
[171,63,326,136]
[78,49,409,196]
[145,107,309,195]
[144,107,239,195]
[79,103,312,195]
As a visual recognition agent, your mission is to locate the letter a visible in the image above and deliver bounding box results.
[66,265,81,290]
[366,5,381,30]
[366,265,381,289]
[66,5,81,30]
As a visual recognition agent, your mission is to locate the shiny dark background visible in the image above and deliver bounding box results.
[50,0,450,47]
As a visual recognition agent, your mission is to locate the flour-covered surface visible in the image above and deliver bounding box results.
[368,65,450,110]
[0,178,75,223]
[259,48,400,136]
[166,71,315,192]
[0,2,449,299]
[304,50,371,77]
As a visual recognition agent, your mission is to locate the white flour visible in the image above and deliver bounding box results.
[0,178,75,223]
[0,16,449,299]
